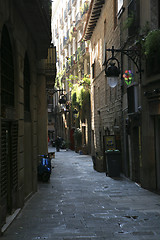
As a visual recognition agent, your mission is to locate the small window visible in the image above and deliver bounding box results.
[118,0,123,14]
[92,62,95,79]
[104,19,106,37]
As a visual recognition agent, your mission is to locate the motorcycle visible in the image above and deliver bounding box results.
[37,154,52,182]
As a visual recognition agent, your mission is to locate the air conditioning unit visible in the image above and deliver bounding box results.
[127,83,139,114]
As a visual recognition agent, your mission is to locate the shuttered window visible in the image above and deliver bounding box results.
[11,122,18,189]
[1,122,8,197]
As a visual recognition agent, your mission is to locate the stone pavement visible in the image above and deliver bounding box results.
[1,147,160,240]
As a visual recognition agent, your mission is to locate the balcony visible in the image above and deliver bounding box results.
[60,18,64,29]
[60,44,65,55]
[63,36,68,48]
[70,26,77,37]
[55,28,59,38]
[48,104,53,113]
[66,61,70,72]
[64,10,67,22]
[75,12,81,26]
[81,1,89,17]
[44,46,57,90]
[67,29,70,42]
[72,0,76,6]
[68,0,71,14]
[14,0,51,59]
[81,41,89,56]
[45,63,56,76]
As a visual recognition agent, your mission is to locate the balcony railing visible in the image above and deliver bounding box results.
[81,41,85,53]
[67,29,70,41]
[64,9,67,21]
[66,61,70,72]
[68,0,71,13]
[55,28,59,38]
[60,18,64,28]
[63,36,67,47]
[75,12,81,26]
[72,0,76,6]
[81,1,89,17]
[48,104,54,113]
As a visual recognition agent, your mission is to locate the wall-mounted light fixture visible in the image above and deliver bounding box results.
[104,46,142,87]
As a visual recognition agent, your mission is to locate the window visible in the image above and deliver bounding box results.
[92,61,95,79]
[98,39,100,59]
[24,54,30,112]
[104,19,106,37]
[114,0,118,29]
[98,86,100,107]
[1,25,14,106]
[118,0,123,13]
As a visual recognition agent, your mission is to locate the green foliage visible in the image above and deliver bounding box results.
[67,75,79,89]
[79,74,91,87]
[144,30,160,58]
[70,75,90,112]
[143,29,160,76]
[55,69,66,88]
[67,74,91,120]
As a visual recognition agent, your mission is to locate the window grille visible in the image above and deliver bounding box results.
[1,121,18,199]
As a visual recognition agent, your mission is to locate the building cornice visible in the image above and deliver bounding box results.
[81,0,105,41]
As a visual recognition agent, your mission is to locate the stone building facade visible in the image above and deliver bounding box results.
[83,0,160,192]
[83,0,122,171]
[140,0,160,191]
[0,0,51,232]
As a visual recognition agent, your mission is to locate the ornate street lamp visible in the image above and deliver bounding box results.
[105,60,120,88]
[104,45,142,87]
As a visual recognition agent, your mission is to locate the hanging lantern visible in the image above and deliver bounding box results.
[59,95,67,104]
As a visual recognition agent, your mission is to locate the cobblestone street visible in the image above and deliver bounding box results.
[1,148,160,240]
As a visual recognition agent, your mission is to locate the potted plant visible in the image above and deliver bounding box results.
[73,128,82,152]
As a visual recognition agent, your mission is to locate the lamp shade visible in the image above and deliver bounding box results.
[107,76,118,88]
[105,62,120,88]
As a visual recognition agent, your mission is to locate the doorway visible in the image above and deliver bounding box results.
[1,120,18,217]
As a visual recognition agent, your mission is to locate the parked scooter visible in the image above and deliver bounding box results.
[37,154,52,182]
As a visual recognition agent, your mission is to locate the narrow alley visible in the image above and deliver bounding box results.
[1,148,160,240]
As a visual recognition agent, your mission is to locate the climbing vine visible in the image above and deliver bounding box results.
[55,68,66,88]
[67,74,91,120]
